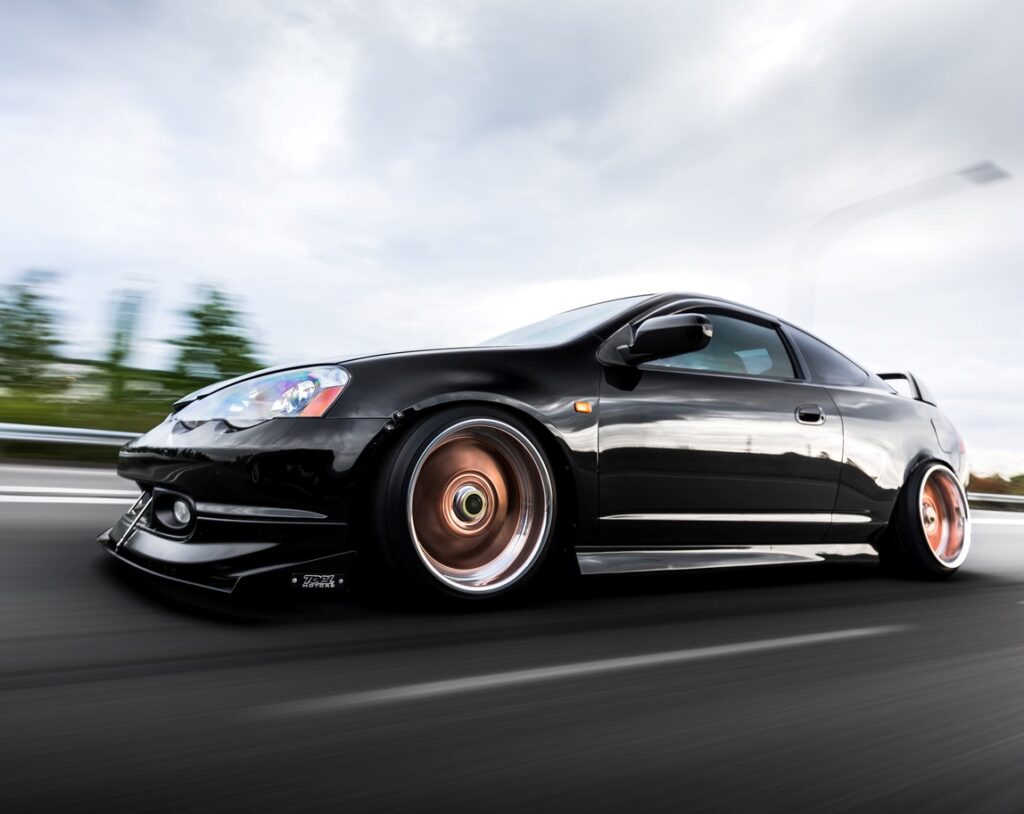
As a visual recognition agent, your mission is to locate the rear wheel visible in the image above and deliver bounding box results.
[374,407,556,601]
[883,462,971,579]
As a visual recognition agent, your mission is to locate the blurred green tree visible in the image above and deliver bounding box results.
[106,288,145,402]
[169,286,261,383]
[0,270,61,389]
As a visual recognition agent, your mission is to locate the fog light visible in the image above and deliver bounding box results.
[172,500,192,526]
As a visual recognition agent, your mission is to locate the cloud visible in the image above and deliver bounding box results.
[0,0,1021,472]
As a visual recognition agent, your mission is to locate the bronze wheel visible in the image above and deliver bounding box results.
[880,462,971,579]
[406,418,554,594]
[918,464,970,568]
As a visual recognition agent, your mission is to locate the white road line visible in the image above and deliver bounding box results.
[0,496,136,505]
[973,518,1024,526]
[0,465,119,478]
[0,486,138,497]
[255,625,910,717]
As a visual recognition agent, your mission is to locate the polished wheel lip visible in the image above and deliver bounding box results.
[917,463,971,569]
[406,418,554,594]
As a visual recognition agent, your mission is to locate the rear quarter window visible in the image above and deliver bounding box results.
[789,328,868,387]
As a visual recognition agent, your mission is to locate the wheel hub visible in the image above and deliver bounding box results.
[453,484,487,521]
[921,500,937,530]
[444,477,495,531]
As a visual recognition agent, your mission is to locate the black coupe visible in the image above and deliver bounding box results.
[100,293,971,601]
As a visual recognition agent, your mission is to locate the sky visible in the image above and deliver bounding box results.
[0,0,1022,474]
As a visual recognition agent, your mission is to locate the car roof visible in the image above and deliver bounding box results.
[596,292,786,335]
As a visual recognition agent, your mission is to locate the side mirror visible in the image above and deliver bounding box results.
[619,313,713,363]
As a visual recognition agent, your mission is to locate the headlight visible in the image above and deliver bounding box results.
[175,366,351,426]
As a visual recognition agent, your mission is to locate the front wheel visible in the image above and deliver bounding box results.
[883,462,971,579]
[373,408,556,601]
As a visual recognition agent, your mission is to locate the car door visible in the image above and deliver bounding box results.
[597,306,844,547]
[783,325,942,545]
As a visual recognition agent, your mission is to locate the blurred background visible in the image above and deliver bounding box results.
[0,0,1021,490]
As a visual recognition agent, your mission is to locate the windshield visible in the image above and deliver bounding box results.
[480,295,651,347]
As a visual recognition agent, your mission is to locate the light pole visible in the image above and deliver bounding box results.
[789,160,1011,327]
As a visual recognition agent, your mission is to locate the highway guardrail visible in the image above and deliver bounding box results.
[0,422,140,447]
[967,492,1024,509]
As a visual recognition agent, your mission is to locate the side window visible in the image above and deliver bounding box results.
[788,328,867,387]
[650,313,795,378]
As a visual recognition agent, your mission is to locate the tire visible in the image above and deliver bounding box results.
[882,462,971,579]
[372,406,557,602]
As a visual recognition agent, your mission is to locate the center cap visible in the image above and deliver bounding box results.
[453,484,488,523]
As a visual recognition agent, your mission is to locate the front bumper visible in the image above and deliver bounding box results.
[100,416,388,592]
[98,491,358,593]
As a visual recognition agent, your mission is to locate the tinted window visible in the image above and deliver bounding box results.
[651,314,795,378]
[789,328,867,386]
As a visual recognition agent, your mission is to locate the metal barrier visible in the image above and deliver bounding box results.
[0,422,139,447]
[968,492,1024,508]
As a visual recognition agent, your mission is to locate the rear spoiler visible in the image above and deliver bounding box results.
[878,371,936,406]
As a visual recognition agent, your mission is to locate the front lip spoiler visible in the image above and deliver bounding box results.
[97,528,359,594]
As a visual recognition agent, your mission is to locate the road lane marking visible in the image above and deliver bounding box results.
[0,484,139,505]
[973,518,1024,526]
[0,486,138,497]
[0,464,119,478]
[0,496,136,505]
[255,625,910,717]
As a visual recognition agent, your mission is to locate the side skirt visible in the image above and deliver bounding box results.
[575,544,878,576]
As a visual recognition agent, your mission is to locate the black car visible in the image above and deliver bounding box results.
[100,293,971,601]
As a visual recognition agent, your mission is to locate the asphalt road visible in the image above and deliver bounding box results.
[2,464,1024,813]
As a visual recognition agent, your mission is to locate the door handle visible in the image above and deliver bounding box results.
[795,404,826,425]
